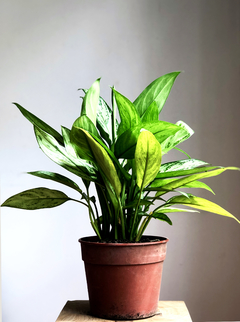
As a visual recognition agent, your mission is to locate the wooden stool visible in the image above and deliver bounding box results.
[55,300,192,322]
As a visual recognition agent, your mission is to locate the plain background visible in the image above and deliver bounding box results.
[1,1,240,321]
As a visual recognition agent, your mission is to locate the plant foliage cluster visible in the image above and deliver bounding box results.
[2,72,239,241]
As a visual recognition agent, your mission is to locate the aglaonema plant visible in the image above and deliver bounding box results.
[2,72,240,241]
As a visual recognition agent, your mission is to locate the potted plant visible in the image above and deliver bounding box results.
[2,71,239,320]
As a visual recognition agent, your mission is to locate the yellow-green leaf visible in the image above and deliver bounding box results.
[156,167,239,197]
[167,195,240,223]
[81,129,121,196]
[135,130,162,188]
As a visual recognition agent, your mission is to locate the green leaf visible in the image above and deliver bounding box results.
[156,167,239,197]
[1,188,70,210]
[141,101,159,122]
[133,71,181,116]
[34,126,96,180]
[155,206,199,213]
[115,121,181,159]
[71,114,101,160]
[151,212,172,225]
[148,178,214,194]
[73,115,100,138]
[14,103,64,144]
[166,195,240,223]
[174,147,191,159]
[90,132,131,182]
[61,126,97,177]
[70,114,101,161]
[28,171,82,193]
[135,130,162,188]
[159,159,208,173]
[80,129,122,196]
[70,126,94,161]
[61,126,77,156]
[113,89,141,136]
[98,169,119,213]
[161,121,194,155]
[80,78,100,126]
[134,210,172,225]
[61,126,89,162]
[123,199,153,209]
[157,163,218,179]
[179,180,214,193]
[96,96,112,145]
[82,90,114,144]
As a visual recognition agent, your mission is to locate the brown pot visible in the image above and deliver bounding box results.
[79,235,168,320]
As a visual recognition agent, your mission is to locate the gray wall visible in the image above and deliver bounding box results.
[1,1,240,321]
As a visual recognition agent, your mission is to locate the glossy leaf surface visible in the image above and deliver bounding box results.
[161,121,194,155]
[115,121,181,159]
[61,126,78,157]
[70,124,94,161]
[81,129,122,196]
[73,115,100,138]
[96,96,112,145]
[159,159,208,173]
[140,101,159,122]
[34,126,96,180]
[135,130,162,188]
[149,178,214,194]
[157,165,219,179]
[166,195,240,223]
[151,212,172,225]
[81,78,100,126]
[113,89,141,136]
[133,71,180,116]
[156,167,239,197]
[155,206,199,213]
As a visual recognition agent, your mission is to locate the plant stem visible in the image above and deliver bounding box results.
[87,188,101,239]
[135,212,153,241]
[129,188,142,240]
[69,198,89,208]
[111,86,117,145]
[117,196,126,240]
[92,199,101,234]
[95,183,110,238]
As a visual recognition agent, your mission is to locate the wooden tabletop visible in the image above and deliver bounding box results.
[55,300,192,322]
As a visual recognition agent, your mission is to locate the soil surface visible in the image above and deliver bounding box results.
[99,236,164,243]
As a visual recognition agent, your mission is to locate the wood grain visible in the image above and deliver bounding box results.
[55,301,192,322]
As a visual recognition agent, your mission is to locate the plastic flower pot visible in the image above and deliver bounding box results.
[79,235,168,320]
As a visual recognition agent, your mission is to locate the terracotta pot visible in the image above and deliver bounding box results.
[79,235,168,320]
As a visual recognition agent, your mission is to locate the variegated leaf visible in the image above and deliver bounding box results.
[81,78,100,126]
[1,188,70,210]
[34,126,96,180]
[161,121,194,155]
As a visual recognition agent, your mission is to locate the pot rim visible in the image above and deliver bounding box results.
[79,235,169,247]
